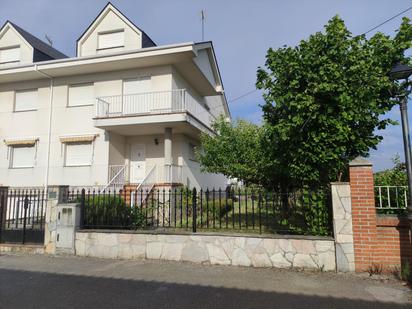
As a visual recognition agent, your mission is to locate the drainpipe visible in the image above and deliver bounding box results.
[34,65,54,194]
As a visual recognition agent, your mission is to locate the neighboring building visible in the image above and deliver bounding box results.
[0,3,230,190]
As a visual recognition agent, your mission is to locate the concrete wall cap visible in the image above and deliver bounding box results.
[330,182,350,185]
[349,157,372,167]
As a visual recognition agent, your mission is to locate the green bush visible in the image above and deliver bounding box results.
[80,195,146,229]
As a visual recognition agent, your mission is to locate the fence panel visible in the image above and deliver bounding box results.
[374,186,408,214]
[0,189,46,244]
[71,187,332,237]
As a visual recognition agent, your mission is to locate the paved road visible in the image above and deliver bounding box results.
[0,254,411,309]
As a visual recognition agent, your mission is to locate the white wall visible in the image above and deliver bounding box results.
[0,66,173,187]
[0,25,33,67]
[78,9,143,57]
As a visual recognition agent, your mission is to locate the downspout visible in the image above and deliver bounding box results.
[34,65,54,194]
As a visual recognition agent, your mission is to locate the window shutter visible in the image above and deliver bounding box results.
[0,47,20,63]
[98,31,124,49]
[123,77,151,95]
[12,146,35,168]
[65,143,93,166]
[68,83,94,106]
[15,89,38,111]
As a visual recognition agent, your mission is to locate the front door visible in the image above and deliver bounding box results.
[130,144,145,183]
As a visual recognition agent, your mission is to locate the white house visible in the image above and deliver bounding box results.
[0,3,230,190]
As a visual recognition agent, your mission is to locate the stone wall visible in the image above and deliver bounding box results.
[75,231,336,271]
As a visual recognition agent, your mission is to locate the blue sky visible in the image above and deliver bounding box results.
[1,0,410,171]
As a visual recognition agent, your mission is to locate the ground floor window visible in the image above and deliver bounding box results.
[10,145,35,168]
[65,142,93,166]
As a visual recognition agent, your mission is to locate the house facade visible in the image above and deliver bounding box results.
[0,3,230,190]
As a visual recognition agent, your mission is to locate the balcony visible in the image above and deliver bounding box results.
[94,89,215,134]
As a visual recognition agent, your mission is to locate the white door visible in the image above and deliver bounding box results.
[130,144,145,183]
[123,77,152,114]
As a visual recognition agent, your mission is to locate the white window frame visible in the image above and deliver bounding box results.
[0,45,20,65]
[97,29,125,51]
[64,142,93,167]
[14,89,38,112]
[10,145,36,169]
[67,83,95,107]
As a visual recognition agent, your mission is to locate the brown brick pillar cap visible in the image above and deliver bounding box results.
[349,157,372,167]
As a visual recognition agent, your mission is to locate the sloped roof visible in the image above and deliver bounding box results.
[7,21,67,59]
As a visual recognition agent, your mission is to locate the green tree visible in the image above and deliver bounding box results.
[255,16,412,188]
[374,154,407,186]
[197,117,276,188]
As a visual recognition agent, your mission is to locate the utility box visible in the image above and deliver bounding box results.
[56,203,80,254]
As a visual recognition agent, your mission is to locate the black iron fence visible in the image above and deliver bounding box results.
[0,188,47,244]
[68,187,332,236]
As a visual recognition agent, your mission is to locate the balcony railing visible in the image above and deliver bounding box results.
[95,89,215,128]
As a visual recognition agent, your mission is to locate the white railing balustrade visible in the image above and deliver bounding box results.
[132,165,157,207]
[95,89,215,128]
[103,165,126,192]
[375,185,408,210]
[164,164,183,184]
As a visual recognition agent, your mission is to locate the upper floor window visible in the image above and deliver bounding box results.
[98,30,124,50]
[68,83,94,107]
[0,46,20,65]
[15,89,38,112]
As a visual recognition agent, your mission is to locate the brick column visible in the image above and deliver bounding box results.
[349,158,378,272]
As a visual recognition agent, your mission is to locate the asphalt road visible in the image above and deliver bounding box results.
[0,254,411,309]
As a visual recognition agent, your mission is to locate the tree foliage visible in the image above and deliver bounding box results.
[199,16,412,190]
[374,154,407,186]
[255,15,412,188]
[197,117,275,187]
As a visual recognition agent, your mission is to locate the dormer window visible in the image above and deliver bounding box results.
[97,29,124,51]
[0,46,20,65]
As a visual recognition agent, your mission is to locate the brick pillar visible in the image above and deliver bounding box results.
[349,158,378,272]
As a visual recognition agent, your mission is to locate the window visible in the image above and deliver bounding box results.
[11,145,35,168]
[98,30,124,50]
[15,89,38,112]
[0,46,20,64]
[189,143,197,161]
[68,83,94,107]
[123,77,151,95]
[65,142,93,166]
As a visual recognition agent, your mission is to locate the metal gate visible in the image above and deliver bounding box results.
[0,188,46,244]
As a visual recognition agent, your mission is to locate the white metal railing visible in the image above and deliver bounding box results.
[164,164,183,184]
[132,165,157,207]
[375,185,408,210]
[95,89,215,128]
[103,165,126,192]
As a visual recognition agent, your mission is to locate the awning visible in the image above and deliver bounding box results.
[59,134,99,143]
[4,138,39,146]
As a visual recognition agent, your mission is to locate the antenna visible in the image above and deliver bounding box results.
[200,10,206,41]
[45,34,53,46]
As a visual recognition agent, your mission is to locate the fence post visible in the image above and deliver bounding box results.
[192,188,197,233]
[80,188,86,228]
[0,187,8,242]
[331,182,355,272]
[22,195,29,244]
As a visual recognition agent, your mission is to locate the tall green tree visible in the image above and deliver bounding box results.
[199,16,412,190]
[256,16,412,188]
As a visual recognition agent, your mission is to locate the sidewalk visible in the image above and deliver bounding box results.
[0,253,411,308]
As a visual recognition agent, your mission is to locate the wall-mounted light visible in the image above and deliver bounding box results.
[154,138,159,145]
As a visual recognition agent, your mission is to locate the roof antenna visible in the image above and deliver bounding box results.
[200,10,206,41]
[45,34,53,46]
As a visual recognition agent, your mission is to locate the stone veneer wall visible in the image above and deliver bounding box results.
[331,183,355,272]
[75,232,336,271]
